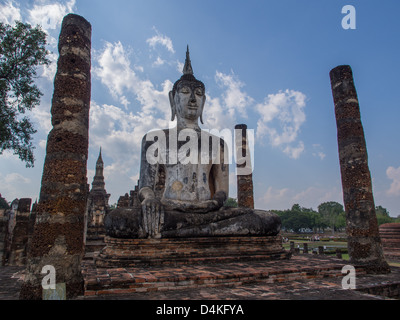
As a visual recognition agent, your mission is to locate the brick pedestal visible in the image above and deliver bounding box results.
[95,236,290,267]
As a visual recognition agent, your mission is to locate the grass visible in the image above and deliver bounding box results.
[282,233,349,259]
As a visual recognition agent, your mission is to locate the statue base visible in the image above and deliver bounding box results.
[94,235,291,267]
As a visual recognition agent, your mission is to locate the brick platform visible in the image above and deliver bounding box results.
[95,236,290,267]
[1,255,400,300]
[84,254,371,297]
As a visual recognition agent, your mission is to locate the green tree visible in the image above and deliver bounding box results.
[318,201,345,233]
[0,193,9,209]
[0,21,50,167]
[224,197,238,208]
[375,205,394,225]
[276,204,319,233]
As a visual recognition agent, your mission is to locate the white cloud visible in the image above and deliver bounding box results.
[39,140,47,150]
[2,172,30,185]
[152,56,165,67]
[292,186,342,207]
[27,0,76,31]
[386,166,400,196]
[176,60,184,73]
[312,144,326,160]
[258,186,290,210]
[215,71,253,119]
[93,41,173,120]
[255,89,306,159]
[0,0,21,24]
[257,185,343,211]
[202,70,253,131]
[283,141,305,159]
[146,27,175,53]
[0,172,32,202]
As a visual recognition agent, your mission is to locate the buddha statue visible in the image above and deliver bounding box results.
[105,47,281,239]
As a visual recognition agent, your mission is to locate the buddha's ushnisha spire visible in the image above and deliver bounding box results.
[182,45,193,75]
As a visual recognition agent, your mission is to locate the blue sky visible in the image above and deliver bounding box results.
[1,0,399,217]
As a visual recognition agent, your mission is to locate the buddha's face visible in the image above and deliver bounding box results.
[173,81,205,122]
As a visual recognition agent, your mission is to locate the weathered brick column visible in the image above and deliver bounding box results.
[330,65,390,274]
[20,14,92,299]
[235,124,254,209]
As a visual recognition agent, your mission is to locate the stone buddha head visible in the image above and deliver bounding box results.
[169,46,206,126]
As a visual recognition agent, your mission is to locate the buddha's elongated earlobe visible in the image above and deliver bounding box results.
[169,91,176,121]
[200,95,206,124]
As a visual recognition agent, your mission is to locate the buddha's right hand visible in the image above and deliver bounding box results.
[141,197,164,238]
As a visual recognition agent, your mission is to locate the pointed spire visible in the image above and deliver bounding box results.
[182,45,193,75]
[97,147,103,164]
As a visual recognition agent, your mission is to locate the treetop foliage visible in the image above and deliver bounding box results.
[0,21,50,167]
[273,202,399,233]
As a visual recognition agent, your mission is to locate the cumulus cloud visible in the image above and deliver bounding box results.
[89,101,158,161]
[0,0,22,24]
[259,186,290,209]
[0,172,32,201]
[255,89,306,159]
[146,27,175,53]
[27,0,75,31]
[202,70,253,132]
[312,144,326,160]
[152,56,165,67]
[386,166,400,196]
[215,71,253,119]
[93,40,173,120]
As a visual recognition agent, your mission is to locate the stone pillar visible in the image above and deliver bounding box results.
[330,65,390,274]
[235,124,254,209]
[20,14,92,299]
[303,243,308,254]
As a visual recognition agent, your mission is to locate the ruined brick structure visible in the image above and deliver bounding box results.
[84,149,110,255]
[86,148,110,229]
[0,210,6,264]
[2,198,34,266]
[330,65,390,274]
[20,13,92,299]
[116,185,141,209]
[235,124,254,209]
[379,223,400,261]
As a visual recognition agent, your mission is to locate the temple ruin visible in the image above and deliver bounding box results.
[1,13,398,300]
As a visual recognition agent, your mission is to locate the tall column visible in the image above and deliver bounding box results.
[235,124,254,209]
[329,65,390,274]
[20,14,92,299]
